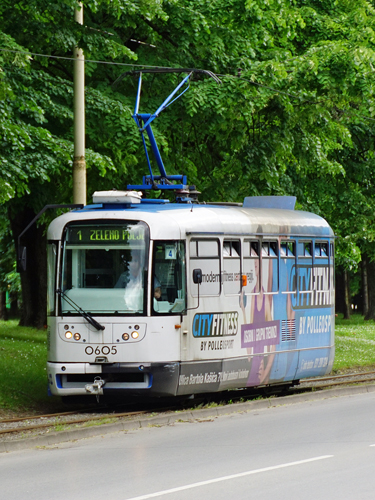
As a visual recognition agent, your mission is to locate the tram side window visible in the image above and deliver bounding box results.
[330,242,335,300]
[298,240,313,300]
[315,242,328,258]
[314,242,330,305]
[223,240,241,295]
[243,240,260,294]
[152,241,186,314]
[262,241,278,293]
[302,242,312,257]
[280,240,296,293]
[190,239,221,297]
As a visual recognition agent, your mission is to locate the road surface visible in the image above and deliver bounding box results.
[2,391,375,500]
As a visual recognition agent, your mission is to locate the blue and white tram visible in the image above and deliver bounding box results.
[46,192,335,399]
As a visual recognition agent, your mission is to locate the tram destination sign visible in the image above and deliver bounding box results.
[67,224,145,244]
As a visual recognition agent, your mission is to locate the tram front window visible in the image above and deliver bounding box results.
[60,222,149,315]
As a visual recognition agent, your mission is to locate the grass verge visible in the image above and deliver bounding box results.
[334,314,375,371]
[1,314,374,415]
[0,320,56,415]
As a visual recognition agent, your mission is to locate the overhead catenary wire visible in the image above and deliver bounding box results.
[1,47,375,123]
[0,47,190,69]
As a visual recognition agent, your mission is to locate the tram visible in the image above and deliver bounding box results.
[45,71,335,399]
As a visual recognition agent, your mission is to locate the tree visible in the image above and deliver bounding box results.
[2,0,375,325]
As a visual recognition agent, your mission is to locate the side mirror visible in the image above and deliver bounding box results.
[18,246,27,272]
[192,268,202,284]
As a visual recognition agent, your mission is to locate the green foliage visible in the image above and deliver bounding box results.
[1,0,375,291]
[0,211,19,293]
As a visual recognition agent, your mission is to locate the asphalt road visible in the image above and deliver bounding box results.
[2,390,375,500]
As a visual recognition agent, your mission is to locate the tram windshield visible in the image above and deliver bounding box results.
[60,221,149,315]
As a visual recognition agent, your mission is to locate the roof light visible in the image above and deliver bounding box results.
[92,190,142,204]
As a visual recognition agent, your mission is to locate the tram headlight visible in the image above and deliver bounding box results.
[131,331,139,339]
[73,333,81,341]
[122,333,129,341]
[65,331,73,339]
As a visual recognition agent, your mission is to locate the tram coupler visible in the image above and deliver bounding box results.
[85,376,106,396]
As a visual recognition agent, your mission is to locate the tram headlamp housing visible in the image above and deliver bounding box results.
[131,331,139,339]
[122,333,129,341]
[65,331,73,339]
[73,333,81,341]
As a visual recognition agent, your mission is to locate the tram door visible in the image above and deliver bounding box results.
[186,238,221,361]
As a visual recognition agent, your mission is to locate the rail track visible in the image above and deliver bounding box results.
[296,369,375,389]
[0,410,147,437]
[2,370,375,441]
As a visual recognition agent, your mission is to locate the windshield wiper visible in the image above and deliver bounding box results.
[57,290,105,331]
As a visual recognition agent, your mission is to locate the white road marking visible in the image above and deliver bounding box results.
[125,455,334,500]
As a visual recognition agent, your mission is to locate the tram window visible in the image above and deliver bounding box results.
[60,221,149,315]
[223,240,240,258]
[312,243,330,301]
[298,240,313,299]
[152,241,186,314]
[280,240,296,293]
[190,238,220,297]
[330,242,335,298]
[85,250,116,287]
[243,240,260,294]
[47,242,57,315]
[300,242,312,257]
[223,240,241,295]
[280,241,295,257]
[315,242,328,257]
[262,240,278,293]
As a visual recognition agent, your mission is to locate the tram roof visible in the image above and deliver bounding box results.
[47,201,334,240]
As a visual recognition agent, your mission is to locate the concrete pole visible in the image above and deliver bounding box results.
[73,2,87,205]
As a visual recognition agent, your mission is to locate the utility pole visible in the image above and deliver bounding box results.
[73,2,87,205]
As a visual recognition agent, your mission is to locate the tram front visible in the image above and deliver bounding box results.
[46,213,187,400]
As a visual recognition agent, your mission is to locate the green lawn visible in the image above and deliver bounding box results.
[334,314,375,371]
[0,320,55,415]
[0,315,374,415]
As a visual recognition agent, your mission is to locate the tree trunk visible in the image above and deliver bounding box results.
[8,206,47,329]
[362,255,369,317]
[365,258,375,320]
[9,291,20,318]
[343,269,351,320]
[0,291,8,321]
[335,269,345,315]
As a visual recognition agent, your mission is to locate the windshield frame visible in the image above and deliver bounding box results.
[59,219,150,316]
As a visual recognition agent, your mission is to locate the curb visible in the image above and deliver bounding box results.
[2,384,375,454]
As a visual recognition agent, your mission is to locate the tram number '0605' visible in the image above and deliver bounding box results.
[85,345,117,356]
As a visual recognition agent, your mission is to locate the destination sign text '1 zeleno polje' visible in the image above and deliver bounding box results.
[68,225,145,244]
